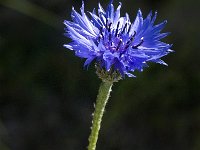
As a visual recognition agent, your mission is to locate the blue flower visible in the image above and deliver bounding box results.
[64,0,173,77]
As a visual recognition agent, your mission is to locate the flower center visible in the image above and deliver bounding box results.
[98,21,144,52]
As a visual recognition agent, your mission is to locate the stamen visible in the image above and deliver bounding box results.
[109,33,112,41]
[115,22,120,37]
[100,27,104,40]
[108,23,112,32]
[98,36,101,43]
[132,37,144,49]
[125,45,129,49]
[125,31,137,48]
[127,34,135,44]
[132,31,136,37]
[116,39,122,51]
[122,23,128,34]
[100,27,103,35]
[106,18,108,27]
[125,38,133,49]
[127,24,132,34]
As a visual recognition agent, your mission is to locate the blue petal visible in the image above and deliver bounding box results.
[106,0,114,22]
[64,20,96,38]
[154,32,170,40]
[152,20,167,33]
[113,2,122,25]
[84,56,95,67]
[103,52,115,71]
[153,59,168,66]
[89,12,103,28]
[129,9,143,35]
[80,2,98,35]
[98,3,106,24]
[126,73,136,77]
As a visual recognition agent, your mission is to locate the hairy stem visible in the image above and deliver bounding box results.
[87,81,113,150]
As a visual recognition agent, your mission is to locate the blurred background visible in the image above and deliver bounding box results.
[0,0,200,150]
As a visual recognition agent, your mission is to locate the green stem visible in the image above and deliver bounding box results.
[87,81,113,150]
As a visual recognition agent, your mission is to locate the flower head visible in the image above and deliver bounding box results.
[64,0,173,77]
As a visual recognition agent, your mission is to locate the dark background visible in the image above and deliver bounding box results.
[0,0,200,150]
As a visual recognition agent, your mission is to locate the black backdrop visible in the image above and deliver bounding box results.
[0,0,200,150]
